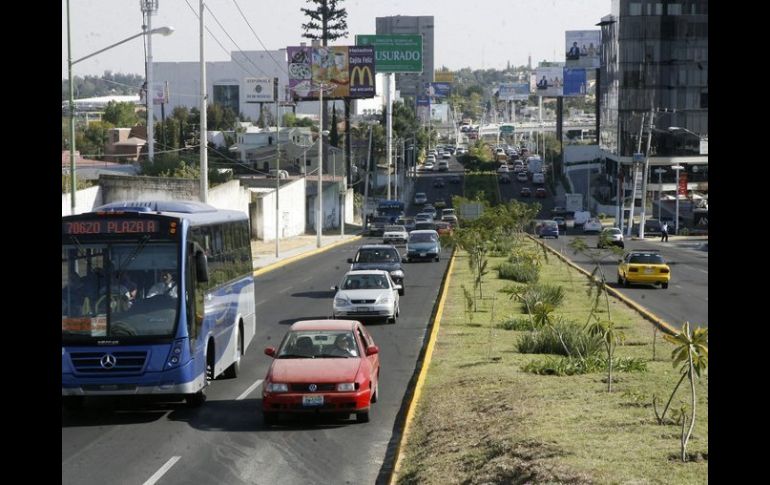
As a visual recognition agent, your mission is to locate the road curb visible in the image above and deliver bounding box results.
[527,235,681,336]
[388,248,457,484]
[252,235,363,277]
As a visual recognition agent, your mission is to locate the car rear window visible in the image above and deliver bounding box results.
[629,254,665,264]
[410,233,437,243]
[356,248,399,262]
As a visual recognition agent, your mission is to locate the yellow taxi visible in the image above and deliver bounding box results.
[617,250,671,289]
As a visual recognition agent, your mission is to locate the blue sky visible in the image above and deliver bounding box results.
[62,0,610,79]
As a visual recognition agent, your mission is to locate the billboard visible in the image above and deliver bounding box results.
[435,71,454,82]
[565,30,601,69]
[535,67,563,97]
[243,78,275,103]
[415,95,430,106]
[287,45,376,100]
[355,34,423,73]
[425,82,451,98]
[498,83,530,101]
[562,68,587,97]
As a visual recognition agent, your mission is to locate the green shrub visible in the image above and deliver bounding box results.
[517,319,603,357]
[519,284,565,312]
[498,262,539,283]
[488,238,515,257]
[522,354,648,376]
[496,316,534,331]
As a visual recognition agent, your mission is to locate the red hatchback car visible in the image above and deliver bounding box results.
[262,320,380,425]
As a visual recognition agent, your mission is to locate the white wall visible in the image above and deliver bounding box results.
[62,185,102,216]
[207,179,252,215]
[563,144,602,165]
[253,178,306,241]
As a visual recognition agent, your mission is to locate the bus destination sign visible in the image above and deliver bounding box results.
[62,219,172,236]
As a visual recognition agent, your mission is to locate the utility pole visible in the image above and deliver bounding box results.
[141,0,159,162]
[386,74,393,200]
[274,78,280,257]
[198,0,208,202]
[363,125,372,229]
[638,107,654,239]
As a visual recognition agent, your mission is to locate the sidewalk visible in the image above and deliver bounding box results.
[251,223,365,271]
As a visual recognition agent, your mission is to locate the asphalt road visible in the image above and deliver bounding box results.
[62,174,456,485]
[497,172,708,329]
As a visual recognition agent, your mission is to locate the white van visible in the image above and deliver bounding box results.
[573,211,591,226]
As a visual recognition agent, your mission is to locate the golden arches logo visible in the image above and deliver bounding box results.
[350,66,373,87]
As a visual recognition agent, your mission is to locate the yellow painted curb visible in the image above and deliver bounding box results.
[527,235,681,336]
[389,249,457,485]
[252,236,363,277]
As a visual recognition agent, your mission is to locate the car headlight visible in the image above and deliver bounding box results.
[336,383,355,392]
[334,297,350,306]
[376,294,394,304]
[390,270,404,278]
[266,382,288,393]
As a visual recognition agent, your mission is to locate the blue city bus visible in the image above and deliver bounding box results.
[61,200,256,408]
[376,200,405,223]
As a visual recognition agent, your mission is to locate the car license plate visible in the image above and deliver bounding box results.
[357,307,370,312]
[420,252,427,257]
[645,268,654,274]
[302,395,324,407]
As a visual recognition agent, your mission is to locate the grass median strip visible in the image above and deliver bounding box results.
[394,237,708,484]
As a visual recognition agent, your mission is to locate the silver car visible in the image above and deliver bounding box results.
[598,227,625,248]
[332,270,400,324]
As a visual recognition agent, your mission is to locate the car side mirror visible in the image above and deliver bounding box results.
[365,345,380,356]
[347,258,353,264]
[402,258,408,263]
[331,285,338,291]
[264,347,276,357]
[393,285,402,291]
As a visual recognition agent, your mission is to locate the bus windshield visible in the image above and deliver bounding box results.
[62,241,179,340]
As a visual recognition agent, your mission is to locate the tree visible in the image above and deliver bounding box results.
[102,101,139,127]
[654,322,708,461]
[300,0,349,44]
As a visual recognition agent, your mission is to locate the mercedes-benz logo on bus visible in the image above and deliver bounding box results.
[308,384,317,392]
[100,354,117,369]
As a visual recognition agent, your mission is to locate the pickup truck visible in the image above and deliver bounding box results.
[383,225,409,245]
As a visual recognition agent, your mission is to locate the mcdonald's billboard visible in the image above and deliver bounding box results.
[287,45,376,100]
[349,46,376,98]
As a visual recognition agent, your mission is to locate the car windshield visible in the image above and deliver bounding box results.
[629,254,665,264]
[342,274,390,290]
[277,330,360,359]
[605,228,622,235]
[385,225,405,232]
[410,233,437,243]
[356,248,399,263]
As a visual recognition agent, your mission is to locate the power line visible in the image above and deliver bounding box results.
[230,0,289,76]
[204,2,274,78]
[182,0,260,79]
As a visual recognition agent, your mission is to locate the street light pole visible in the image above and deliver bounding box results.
[199,0,208,203]
[65,0,173,215]
[638,110,654,239]
[671,165,684,235]
[317,86,324,248]
[654,167,666,219]
[274,78,280,258]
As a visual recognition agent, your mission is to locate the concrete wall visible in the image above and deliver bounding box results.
[251,178,306,241]
[563,145,602,165]
[208,179,252,215]
[99,175,199,203]
[62,185,103,216]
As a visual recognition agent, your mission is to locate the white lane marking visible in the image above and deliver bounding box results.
[255,299,267,307]
[237,379,264,401]
[278,286,292,293]
[143,456,181,485]
[300,276,312,283]
[698,268,708,274]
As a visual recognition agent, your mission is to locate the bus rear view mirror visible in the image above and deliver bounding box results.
[196,250,209,283]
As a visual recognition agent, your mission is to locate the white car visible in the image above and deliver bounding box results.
[414,192,428,205]
[597,227,625,248]
[332,270,400,324]
[583,218,603,234]
[382,225,408,245]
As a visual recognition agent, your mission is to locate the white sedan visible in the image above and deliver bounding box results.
[332,270,400,324]
[583,218,603,234]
